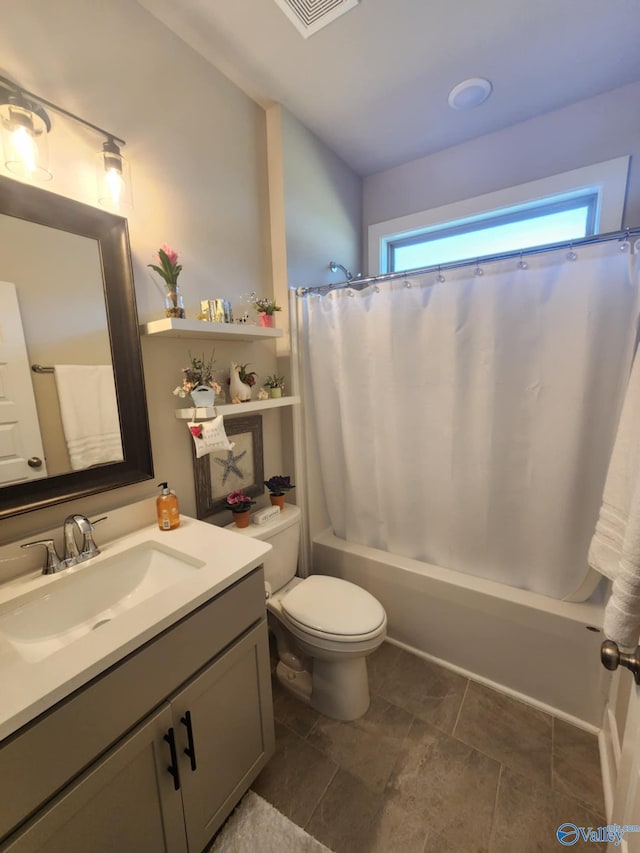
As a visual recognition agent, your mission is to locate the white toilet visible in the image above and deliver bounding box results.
[228,505,387,721]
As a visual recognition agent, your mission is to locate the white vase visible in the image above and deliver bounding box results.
[229,362,252,402]
[190,384,216,407]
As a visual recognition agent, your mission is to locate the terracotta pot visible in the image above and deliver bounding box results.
[269,493,285,510]
[259,312,274,328]
[233,509,251,528]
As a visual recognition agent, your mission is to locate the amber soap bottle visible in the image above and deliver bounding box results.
[156,482,180,530]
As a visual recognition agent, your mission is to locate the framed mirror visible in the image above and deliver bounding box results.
[0,174,153,519]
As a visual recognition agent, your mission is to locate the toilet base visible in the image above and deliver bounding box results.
[275,655,371,721]
[275,660,312,704]
[310,656,371,721]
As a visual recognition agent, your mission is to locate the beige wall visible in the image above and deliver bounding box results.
[267,106,363,541]
[363,80,640,257]
[0,0,279,545]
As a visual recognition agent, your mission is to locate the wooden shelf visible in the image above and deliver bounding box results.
[140,317,283,341]
[175,396,300,419]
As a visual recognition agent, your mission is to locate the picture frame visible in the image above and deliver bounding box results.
[192,414,264,519]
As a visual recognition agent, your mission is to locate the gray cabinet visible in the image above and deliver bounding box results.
[3,705,186,853]
[0,570,275,852]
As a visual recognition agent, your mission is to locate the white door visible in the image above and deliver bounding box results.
[0,281,48,484]
[609,676,640,851]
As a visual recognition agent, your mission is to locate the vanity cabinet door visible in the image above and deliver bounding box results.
[2,704,187,853]
[174,619,275,852]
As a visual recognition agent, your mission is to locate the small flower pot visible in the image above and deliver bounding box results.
[259,312,274,328]
[269,494,285,510]
[233,509,251,528]
[269,387,283,399]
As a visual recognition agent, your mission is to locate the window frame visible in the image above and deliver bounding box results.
[368,157,629,275]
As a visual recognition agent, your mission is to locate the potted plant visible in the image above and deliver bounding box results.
[224,489,256,527]
[148,245,185,318]
[229,362,257,403]
[263,374,285,399]
[173,351,221,407]
[251,296,281,328]
[264,475,294,509]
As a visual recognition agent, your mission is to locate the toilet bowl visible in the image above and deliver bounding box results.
[227,505,386,720]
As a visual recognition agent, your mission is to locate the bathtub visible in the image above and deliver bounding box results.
[312,529,610,729]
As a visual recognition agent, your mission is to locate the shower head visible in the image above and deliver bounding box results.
[329,261,361,282]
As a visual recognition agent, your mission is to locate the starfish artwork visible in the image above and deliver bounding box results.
[214,448,248,485]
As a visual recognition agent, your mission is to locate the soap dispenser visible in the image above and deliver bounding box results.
[157,482,180,531]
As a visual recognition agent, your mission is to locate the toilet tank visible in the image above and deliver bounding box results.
[225,504,301,592]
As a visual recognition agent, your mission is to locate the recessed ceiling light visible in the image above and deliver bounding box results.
[448,78,493,110]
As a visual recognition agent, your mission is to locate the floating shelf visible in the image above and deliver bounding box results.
[175,396,301,419]
[141,317,283,341]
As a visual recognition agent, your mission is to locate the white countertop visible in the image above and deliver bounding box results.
[0,516,271,741]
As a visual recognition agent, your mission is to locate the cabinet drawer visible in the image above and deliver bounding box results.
[0,567,264,843]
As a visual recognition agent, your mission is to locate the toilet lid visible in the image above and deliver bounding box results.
[281,576,386,637]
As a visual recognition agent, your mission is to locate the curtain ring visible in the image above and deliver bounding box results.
[436,266,446,283]
[474,259,484,276]
[619,229,631,253]
[517,253,528,270]
[566,244,578,261]
[404,278,412,288]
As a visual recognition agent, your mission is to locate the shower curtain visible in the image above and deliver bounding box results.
[304,241,640,599]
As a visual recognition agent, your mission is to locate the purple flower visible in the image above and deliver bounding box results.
[264,475,294,495]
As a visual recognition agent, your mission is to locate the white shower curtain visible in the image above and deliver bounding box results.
[304,242,640,599]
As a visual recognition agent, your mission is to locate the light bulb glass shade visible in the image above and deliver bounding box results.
[0,104,51,181]
[96,142,132,211]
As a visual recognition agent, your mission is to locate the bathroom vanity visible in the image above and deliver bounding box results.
[0,516,274,852]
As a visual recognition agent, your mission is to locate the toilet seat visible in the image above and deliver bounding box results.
[280,575,386,643]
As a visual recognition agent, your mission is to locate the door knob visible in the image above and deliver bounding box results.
[601,640,640,684]
[27,457,43,468]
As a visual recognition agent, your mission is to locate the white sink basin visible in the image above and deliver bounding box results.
[0,542,204,663]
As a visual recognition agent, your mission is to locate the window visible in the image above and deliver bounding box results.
[368,157,629,275]
[388,193,597,273]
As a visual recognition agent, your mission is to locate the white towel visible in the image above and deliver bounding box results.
[589,350,640,648]
[54,365,124,471]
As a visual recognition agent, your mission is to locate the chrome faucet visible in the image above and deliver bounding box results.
[63,514,106,563]
[22,514,107,575]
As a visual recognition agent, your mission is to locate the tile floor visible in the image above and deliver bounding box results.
[252,642,606,853]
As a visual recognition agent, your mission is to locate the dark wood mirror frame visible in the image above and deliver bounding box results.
[0,175,153,520]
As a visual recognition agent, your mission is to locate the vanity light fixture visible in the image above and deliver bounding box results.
[0,86,52,182]
[0,73,132,211]
[96,137,133,210]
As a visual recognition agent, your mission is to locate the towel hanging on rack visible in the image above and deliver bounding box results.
[589,349,640,649]
[54,365,124,471]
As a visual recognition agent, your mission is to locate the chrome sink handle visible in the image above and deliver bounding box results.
[81,516,107,559]
[21,539,66,575]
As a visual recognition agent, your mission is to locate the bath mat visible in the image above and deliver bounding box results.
[209,790,334,853]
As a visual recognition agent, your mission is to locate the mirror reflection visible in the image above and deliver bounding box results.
[0,214,122,483]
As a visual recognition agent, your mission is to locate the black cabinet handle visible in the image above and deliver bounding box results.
[180,710,197,772]
[164,727,181,790]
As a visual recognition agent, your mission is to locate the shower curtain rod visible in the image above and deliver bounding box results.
[294,226,640,296]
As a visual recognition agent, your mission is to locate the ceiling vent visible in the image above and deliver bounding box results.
[273,0,360,38]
